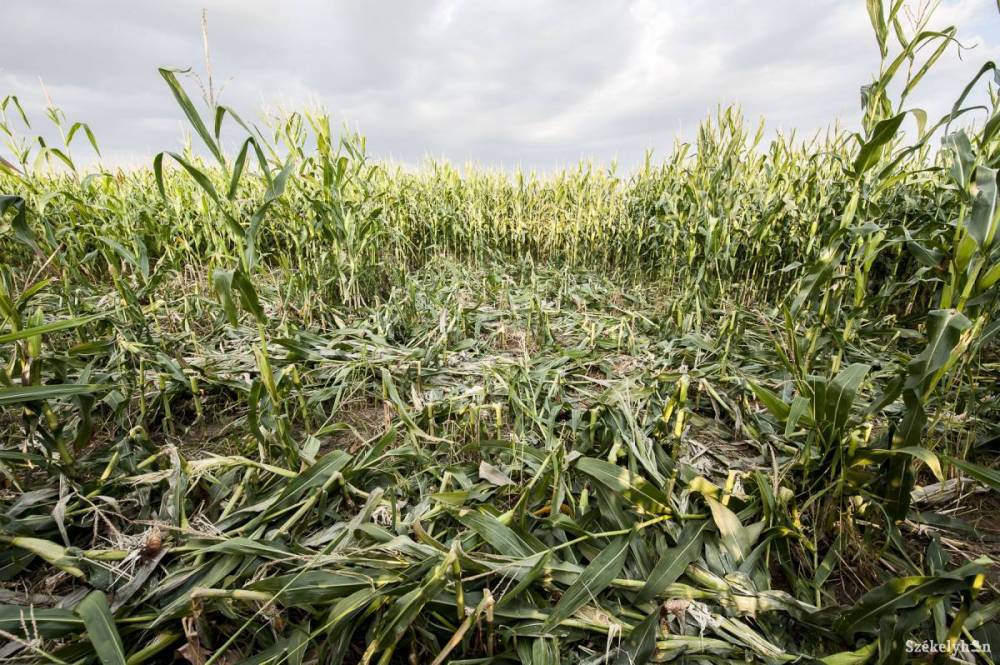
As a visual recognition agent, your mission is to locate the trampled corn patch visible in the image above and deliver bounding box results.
[1,3,1000,663]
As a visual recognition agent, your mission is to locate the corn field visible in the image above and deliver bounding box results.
[1,3,999,664]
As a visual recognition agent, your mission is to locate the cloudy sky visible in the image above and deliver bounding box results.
[3,1,999,171]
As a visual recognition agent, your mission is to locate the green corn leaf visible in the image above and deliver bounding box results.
[457,509,536,558]
[706,498,753,565]
[904,309,972,397]
[237,635,307,665]
[34,146,76,173]
[212,269,265,326]
[228,137,255,199]
[366,554,453,660]
[543,536,630,631]
[0,383,105,406]
[944,130,975,188]
[245,155,297,269]
[196,537,293,559]
[0,605,82,638]
[835,559,990,638]
[613,609,659,665]
[0,314,98,345]
[496,552,551,609]
[747,380,791,421]
[946,455,1000,491]
[785,394,812,435]
[160,151,221,204]
[66,121,101,156]
[855,446,944,482]
[324,588,382,631]
[152,152,167,199]
[249,571,380,605]
[575,456,670,514]
[791,250,844,315]
[2,535,87,578]
[819,642,877,665]
[865,0,888,57]
[968,165,998,247]
[125,631,182,665]
[854,112,906,175]
[884,395,924,520]
[158,68,226,166]
[634,520,708,604]
[77,590,127,665]
[0,194,36,249]
[825,363,870,435]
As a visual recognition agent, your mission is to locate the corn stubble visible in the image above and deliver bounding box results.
[1,3,999,664]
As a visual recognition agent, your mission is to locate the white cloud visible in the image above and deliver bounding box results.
[2,0,997,170]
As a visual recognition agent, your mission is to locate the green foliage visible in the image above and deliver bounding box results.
[0,3,998,664]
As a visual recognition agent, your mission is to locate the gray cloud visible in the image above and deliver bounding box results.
[3,0,998,171]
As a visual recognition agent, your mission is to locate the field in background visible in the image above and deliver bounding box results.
[1,3,999,664]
